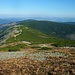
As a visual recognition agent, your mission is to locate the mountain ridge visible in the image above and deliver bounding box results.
[19,20,75,40]
[0,20,75,47]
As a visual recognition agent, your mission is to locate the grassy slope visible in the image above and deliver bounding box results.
[0,44,28,51]
[19,20,75,39]
[6,25,57,44]
[6,25,75,47]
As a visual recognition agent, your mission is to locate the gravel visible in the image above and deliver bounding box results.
[0,51,67,61]
[28,52,67,61]
[0,52,25,60]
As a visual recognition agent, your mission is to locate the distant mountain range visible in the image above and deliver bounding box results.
[31,17,75,22]
[64,22,75,25]
[0,17,75,25]
[0,18,25,25]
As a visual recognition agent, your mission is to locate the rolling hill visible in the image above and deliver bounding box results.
[5,24,75,47]
[0,20,75,75]
[19,20,75,40]
[0,20,75,47]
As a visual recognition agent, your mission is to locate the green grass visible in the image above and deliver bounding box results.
[6,25,75,47]
[39,47,52,50]
[31,46,41,49]
[19,20,75,40]
[0,44,28,52]
[6,25,56,44]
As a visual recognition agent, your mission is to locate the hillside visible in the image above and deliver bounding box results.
[0,21,75,75]
[19,20,75,40]
[4,24,74,47]
[6,25,53,44]
[0,20,75,47]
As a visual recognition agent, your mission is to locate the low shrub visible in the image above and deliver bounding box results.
[31,46,41,48]
[39,47,52,50]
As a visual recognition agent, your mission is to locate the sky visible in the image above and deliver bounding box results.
[0,0,75,18]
